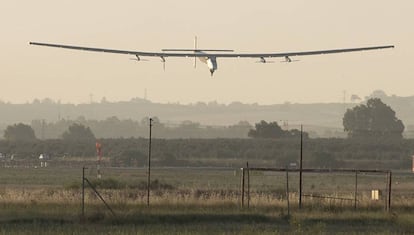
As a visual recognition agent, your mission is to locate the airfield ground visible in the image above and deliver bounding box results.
[0,166,413,234]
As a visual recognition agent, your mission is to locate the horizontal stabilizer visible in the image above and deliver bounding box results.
[162,49,234,52]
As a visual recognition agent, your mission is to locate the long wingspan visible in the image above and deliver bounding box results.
[29,42,394,58]
[29,41,394,76]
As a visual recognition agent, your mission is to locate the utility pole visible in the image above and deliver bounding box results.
[147,118,153,207]
[299,124,303,209]
[82,166,86,218]
[286,164,290,216]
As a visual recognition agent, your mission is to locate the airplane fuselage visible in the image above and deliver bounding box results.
[197,54,218,76]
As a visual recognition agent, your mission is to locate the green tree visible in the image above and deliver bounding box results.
[343,98,404,139]
[3,123,37,142]
[62,123,95,142]
[248,121,285,138]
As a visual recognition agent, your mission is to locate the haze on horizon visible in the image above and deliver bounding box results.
[1,1,413,105]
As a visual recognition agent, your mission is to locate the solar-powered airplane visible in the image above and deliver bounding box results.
[29,38,394,76]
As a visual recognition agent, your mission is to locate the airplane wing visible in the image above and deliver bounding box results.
[29,42,394,59]
[29,41,394,76]
[218,45,394,58]
[30,42,178,57]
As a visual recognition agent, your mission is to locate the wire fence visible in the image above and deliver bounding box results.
[0,164,413,216]
[74,165,414,212]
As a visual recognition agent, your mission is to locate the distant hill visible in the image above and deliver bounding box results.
[0,90,413,138]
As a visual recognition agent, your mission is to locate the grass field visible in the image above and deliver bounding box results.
[0,166,413,234]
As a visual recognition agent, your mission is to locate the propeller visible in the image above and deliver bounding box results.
[255,57,275,63]
[280,56,300,63]
[160,56,166,71]
[129,55,149,62]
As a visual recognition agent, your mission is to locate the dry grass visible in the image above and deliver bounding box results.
[0,167,413,234]
[0,187,412,209]
[0,187,413,234]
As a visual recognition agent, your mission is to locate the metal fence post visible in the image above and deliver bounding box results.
[241,168,245,208]
[247,162,250,208]
[388,171,392,212]
[84,178,116,217]
[354,170,358,209]
[147,118,153,207]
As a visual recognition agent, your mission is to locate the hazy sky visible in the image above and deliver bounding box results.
[1,1,413,104]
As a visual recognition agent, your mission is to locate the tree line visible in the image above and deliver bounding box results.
[0,98,409,169]
[0,97,407,141]
[28,117,252,139]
